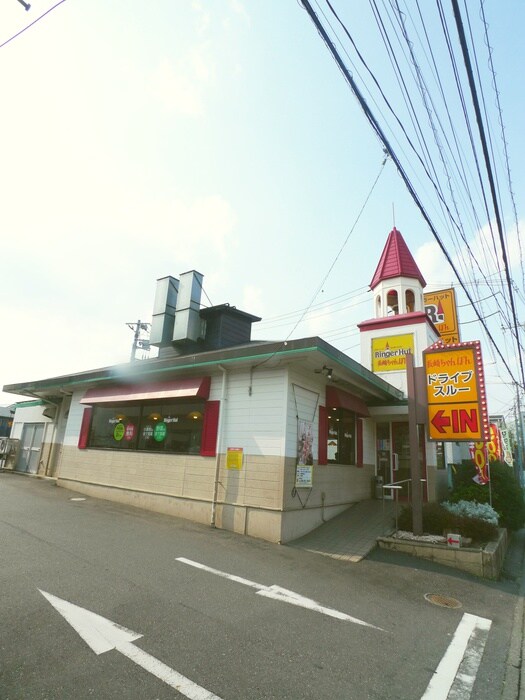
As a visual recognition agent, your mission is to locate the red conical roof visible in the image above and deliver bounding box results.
[370,227,426,289]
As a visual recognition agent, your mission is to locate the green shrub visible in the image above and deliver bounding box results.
[450,461,525,530]
[398,502,498,543]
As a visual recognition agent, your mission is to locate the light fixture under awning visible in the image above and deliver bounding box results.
[326,386,369,417]
[80,376,211,404]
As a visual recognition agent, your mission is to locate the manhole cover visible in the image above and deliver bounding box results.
[424,593,462,609]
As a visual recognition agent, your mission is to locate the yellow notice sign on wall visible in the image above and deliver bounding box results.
[372,334,414,372]
[226,447,243,470]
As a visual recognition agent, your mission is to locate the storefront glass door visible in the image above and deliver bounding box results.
[376,422,392,499]
[391,421,427,501]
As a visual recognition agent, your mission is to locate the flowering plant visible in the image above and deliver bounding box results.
[442,499,499,525]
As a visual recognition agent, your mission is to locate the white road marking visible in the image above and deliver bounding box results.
[39,590,224,700]
[421,612,492,700]
[176,557,383,630]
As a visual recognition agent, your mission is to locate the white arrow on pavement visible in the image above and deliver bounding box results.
[39,590,224,700]
[175,558,383,630]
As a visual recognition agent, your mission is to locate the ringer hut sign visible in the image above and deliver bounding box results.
[372,334,414,372]
[423,340,489,442]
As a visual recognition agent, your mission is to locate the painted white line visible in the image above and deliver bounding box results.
[176,557,383,630]
[39,590,224,700]
[421,612,492,700]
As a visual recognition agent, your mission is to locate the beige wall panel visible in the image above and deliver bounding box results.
[56,479,212,524]
[214,504,247,535]
[280,503,350,543]
[244,508,283,542]
[216,455,284,509]
[283,459,375,509]
[58,446,213,498]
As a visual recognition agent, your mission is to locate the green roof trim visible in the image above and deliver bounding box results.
[4,337,405,405]
[15,400,45,408]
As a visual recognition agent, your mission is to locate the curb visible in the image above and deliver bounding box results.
[501,534,525,699]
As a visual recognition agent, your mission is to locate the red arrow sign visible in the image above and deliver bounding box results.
[431,409,451,433]
[447,537,459,545]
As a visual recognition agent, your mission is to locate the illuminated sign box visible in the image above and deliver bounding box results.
[423,340,489,442]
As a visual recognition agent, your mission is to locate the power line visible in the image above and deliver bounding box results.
[450,0,525,389]
[0,0,67,50]
[299,0,521,388]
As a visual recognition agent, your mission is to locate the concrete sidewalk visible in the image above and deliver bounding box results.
[501,529,525,700]
[287,498,397,562]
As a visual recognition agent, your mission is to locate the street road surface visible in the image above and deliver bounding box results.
[0,473,520,699]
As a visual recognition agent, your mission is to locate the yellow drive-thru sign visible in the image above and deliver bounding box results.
[423,341,489,441]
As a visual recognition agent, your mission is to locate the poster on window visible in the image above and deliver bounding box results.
[327,439,338,461]
[297,420,313,466]
[296,419,313,488]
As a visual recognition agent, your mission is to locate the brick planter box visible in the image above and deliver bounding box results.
[377,528,508,580]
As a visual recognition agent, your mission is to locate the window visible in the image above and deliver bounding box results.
[88,399,206,455]
[387,289,399,315]
[327,407,356,465]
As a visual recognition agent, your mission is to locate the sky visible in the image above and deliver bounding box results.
[1,0,524,422]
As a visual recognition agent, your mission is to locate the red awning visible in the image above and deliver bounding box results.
[326,386,369,417]
[80,376,211,404]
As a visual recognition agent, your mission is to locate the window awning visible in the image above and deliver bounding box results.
[80,376,211,404]
[326,386,369,417]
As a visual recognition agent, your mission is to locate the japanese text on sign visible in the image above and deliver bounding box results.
[425,348,478,405]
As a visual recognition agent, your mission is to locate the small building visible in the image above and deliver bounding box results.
[4,229,450,542]
[0,405,14,437]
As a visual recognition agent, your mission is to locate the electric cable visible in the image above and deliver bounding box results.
[299,0,521,388]
[0,0,66,50]
[450,0,525,390]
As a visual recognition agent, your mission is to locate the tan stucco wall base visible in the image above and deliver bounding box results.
[56,447,378,544]
[280,503,350,544]
[57,478,213,525]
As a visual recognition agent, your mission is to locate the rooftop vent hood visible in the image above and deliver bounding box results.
[172,270,204,345]
[150,276,179,347]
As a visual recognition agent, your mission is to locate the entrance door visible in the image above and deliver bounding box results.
[17,423,45,474]
[392,421,427,502]
[376,422,393,499]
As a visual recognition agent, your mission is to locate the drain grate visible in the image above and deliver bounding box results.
[424,593,462,609]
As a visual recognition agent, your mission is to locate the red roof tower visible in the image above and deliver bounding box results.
[370,227,426,289]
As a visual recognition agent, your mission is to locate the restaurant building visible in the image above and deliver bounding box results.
[5,228,448,542]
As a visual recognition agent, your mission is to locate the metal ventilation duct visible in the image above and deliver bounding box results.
[150,276,179,347]
[173,270,204,344]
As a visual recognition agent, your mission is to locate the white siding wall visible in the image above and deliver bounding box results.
[11,404,54,439]
[220,368,286,456]
[361,417,376,466]
[284,367,325,460]
[64,390,86,446]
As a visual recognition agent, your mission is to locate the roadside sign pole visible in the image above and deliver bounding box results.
[407,352,423,536]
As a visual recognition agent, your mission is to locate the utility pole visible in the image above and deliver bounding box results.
[515,388,525,486]
[406,352,423,535]
[127,321,151,362]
